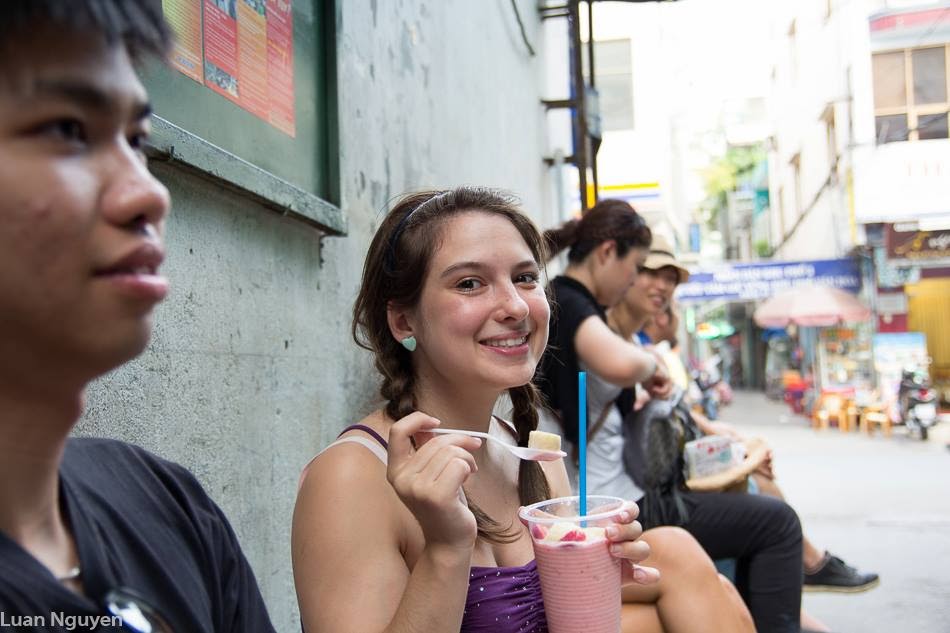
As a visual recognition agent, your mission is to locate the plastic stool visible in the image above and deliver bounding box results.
[861,411,891,437]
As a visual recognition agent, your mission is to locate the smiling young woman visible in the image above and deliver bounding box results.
[292,188,662,633]
[292,188,756,633]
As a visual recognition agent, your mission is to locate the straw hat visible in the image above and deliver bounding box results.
[643,234,690,284]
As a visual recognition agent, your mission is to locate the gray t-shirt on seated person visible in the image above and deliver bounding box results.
[538,363,644,504]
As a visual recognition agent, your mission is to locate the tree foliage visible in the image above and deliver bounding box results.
[702,144,766,228]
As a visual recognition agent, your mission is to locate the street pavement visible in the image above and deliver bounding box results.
[723,390,950,633]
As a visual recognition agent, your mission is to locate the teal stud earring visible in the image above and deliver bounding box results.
[400,336,417,352]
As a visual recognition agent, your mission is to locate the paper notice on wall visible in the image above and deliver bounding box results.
[266,0,296,137]
[163,0,204,83]
[163,0,296,136]
[237,0,269,119]
[203,0,240,103]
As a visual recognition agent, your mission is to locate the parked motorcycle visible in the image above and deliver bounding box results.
[898,368,938,440]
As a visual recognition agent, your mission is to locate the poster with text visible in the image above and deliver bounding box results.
[164,0,296,136]
[265,0,296,137]
[203,0,240,103]
[163,0,204,83]
[236,0,269,120]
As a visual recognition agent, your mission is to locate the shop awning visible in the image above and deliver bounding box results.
[753,285,872,328]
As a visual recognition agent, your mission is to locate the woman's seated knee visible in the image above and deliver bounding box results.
[767,497,803,543]
[642,526,719,576]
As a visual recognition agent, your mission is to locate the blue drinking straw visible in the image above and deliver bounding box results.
[578,371,587,520]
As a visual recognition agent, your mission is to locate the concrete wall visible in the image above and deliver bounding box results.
[75,2,551,631]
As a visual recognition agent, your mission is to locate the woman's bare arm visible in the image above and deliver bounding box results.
[574,316,662,387]
[293,429,478,633]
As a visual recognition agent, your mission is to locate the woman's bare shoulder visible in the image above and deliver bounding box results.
[336,409,391,441]
[301,411,389,482]
[292,412,413,633]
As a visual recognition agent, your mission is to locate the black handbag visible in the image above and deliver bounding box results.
[621,391,701,530]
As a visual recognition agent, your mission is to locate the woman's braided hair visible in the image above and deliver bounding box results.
[352,186,551,542]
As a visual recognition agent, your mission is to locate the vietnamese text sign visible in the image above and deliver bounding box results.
[675,258,862,303]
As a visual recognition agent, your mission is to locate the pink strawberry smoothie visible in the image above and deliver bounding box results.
[532,531,622,633]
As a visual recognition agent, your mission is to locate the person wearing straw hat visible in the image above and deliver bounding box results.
[632,235,690,346]
[631,245,881,600]
[614,236,878,632]
[0,3,276,630]
[541,218,804,633]
[294,190,756,633]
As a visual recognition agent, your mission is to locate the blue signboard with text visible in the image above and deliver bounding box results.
[675,258,862,303]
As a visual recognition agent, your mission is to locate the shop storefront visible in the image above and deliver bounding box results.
[676,257,866,402]
[867,222,950,405]
[816,325,875,396]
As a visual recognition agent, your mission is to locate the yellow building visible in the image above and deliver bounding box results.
[907,278,950,401]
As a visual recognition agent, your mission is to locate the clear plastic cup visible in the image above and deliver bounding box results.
[519,495,626,633]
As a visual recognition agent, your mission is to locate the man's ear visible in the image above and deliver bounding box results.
[386,301,415,344]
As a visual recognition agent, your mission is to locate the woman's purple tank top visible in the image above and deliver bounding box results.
[464,561,547,632]
[336,425,549,633]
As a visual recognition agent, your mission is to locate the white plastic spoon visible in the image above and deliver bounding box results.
[429,428,566,462]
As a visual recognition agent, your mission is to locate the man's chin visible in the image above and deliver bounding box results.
[84,322,155,379]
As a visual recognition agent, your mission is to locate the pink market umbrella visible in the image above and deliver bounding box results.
[753,285,872,328]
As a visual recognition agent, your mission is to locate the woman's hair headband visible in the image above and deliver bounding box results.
[384,190,452,273]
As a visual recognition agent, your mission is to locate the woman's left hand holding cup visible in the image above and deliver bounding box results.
[605,501,661,586]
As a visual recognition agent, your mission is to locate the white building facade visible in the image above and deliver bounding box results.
[766,0,950,394]
[766,0,950,259]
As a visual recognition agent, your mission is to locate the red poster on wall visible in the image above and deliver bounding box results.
[203,0,240,103]
[164,0,296,136]
[237,0,269,119]
[266,0,295,137]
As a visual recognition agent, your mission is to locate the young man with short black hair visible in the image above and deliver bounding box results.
[0,2,275,630]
